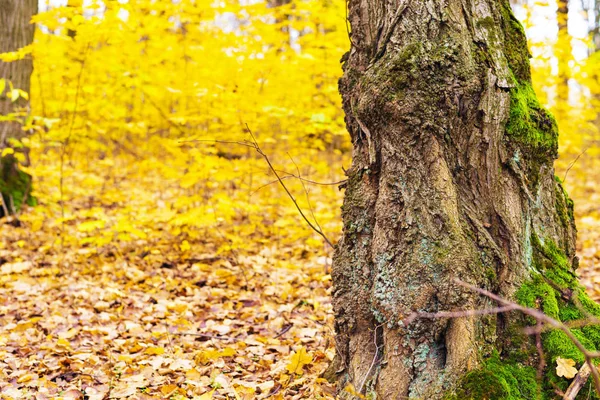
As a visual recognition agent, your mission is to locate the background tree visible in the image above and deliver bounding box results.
[330,0,599,397]
[0,0,38,217]
[556,0,571,110]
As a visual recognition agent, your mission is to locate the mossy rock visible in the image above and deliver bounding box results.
[0,153,36,217]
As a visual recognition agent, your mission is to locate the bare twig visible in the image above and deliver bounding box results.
[173,332,237,341]
[288,153,326,239]
[535,318,547,383]
[251,173,346,196]
[179,138,256,149]
[181,130,336,248]
[563,145,590,183]
[402,305,518,326]
[60,43,90,237]
[564,362,592,399]
[244,124,334,248]
[358,324,383,394]
[274,323,293,338]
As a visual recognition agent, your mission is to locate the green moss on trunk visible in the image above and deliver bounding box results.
[0,154,36,217]
[448,235,600,399]
[506,82,558,159]
[446,352,539,400]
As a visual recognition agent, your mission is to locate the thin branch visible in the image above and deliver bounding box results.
[59,43,90,238]
[563,145,590,183]
[273,169,347,186]
[244,124,334,249]
[251,173,346,196]
[358,324,383,394]
[179,138,256,149]
[287,153,325,239]
[564,362,592,399]
[173,332,238,341]
[142,90,189,137]
[402,305,519,326]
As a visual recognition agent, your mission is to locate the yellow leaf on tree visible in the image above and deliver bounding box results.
[556,357,578,379]
[286,347,313,375]
[180,240,191,252]
[1,147,14,157]
[10,89,19,102]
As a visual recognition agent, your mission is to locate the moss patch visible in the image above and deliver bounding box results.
[446,352,538,400]
[448,233,600,399]
[0,154,36,217]
[500,0,531,83]
[506,82,558,160]
[516,237,600,397]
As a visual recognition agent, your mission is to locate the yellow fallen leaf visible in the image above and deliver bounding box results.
[160,384,180,396]
[167,301,188,314]
[195,389,215,400]
[118,354,133,363]
[286,347,313,375]
[196,347,236,364]
[59,328,80,340]
[556,357,578,379]
[145,346,165,355]
[344,383,366,399]
[17,373,35,383]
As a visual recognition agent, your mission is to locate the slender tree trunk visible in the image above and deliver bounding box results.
[330,1,591,398]
[593,0,600,52]
[556,0,570,108]
[0,0,38,217]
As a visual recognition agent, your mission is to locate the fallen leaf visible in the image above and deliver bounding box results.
[556,357,578,379]
[286,347,313,375]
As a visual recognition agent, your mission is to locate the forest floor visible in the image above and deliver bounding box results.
[2,149,600,400]
[0,148,341,400]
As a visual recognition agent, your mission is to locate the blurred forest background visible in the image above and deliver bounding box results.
[2,0,600,399]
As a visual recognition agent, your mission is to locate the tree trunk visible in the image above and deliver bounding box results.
[0,0,38,217]
[556,0,570,108]
[330,1,595,398]
[593,0,600,52]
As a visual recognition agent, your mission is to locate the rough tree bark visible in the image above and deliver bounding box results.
[0,0,38,217]
[330,0,599,398]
